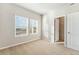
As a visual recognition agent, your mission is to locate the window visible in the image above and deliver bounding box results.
[30,19,38,34]
[15,16,28,36]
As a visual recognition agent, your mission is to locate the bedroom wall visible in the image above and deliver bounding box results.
[0,4,42,49]
[42,11,55,43]
[42,14,49,39]
[47,11,55,43]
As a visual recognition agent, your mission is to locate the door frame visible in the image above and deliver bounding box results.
[54,15,67,47]
[64,15,67,47]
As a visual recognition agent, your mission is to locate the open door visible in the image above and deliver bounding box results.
[59,17,64,42]
[54,18,59,42]
[54,16,64,42]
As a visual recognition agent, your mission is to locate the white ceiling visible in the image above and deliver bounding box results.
[16,3,79,14]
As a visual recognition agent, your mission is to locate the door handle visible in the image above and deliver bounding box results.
[68,32,70,34]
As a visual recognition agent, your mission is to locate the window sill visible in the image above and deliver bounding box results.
[15,34,28,37]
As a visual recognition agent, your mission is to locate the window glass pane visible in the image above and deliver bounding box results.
[15,16,28,35]
[30,19,38,34]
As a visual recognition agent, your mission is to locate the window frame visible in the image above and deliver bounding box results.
[30,18,39,35]
[15,15,29,37]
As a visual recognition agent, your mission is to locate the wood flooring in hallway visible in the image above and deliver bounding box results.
[0,39,79,55]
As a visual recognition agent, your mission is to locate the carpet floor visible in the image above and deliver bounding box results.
[0,39,79,55]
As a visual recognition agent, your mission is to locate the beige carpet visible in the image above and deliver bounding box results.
[0,39,79,55]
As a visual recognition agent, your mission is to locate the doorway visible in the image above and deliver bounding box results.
[54,16,64,43]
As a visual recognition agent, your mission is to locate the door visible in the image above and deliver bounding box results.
[54,18,59,42]
[67,12,79,50]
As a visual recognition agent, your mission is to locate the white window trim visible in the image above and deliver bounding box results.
[15,15,29,37]
[30,19,39,35]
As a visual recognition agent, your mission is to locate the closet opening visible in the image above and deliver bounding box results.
[54,16,64,44]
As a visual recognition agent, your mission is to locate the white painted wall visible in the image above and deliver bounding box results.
[47,11,55,43]
[43,11,55,43]
[0,4,41,49]
[42,14,49,39]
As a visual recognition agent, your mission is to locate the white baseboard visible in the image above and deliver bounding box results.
[71,45,79,51]
[0,39,40,50]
